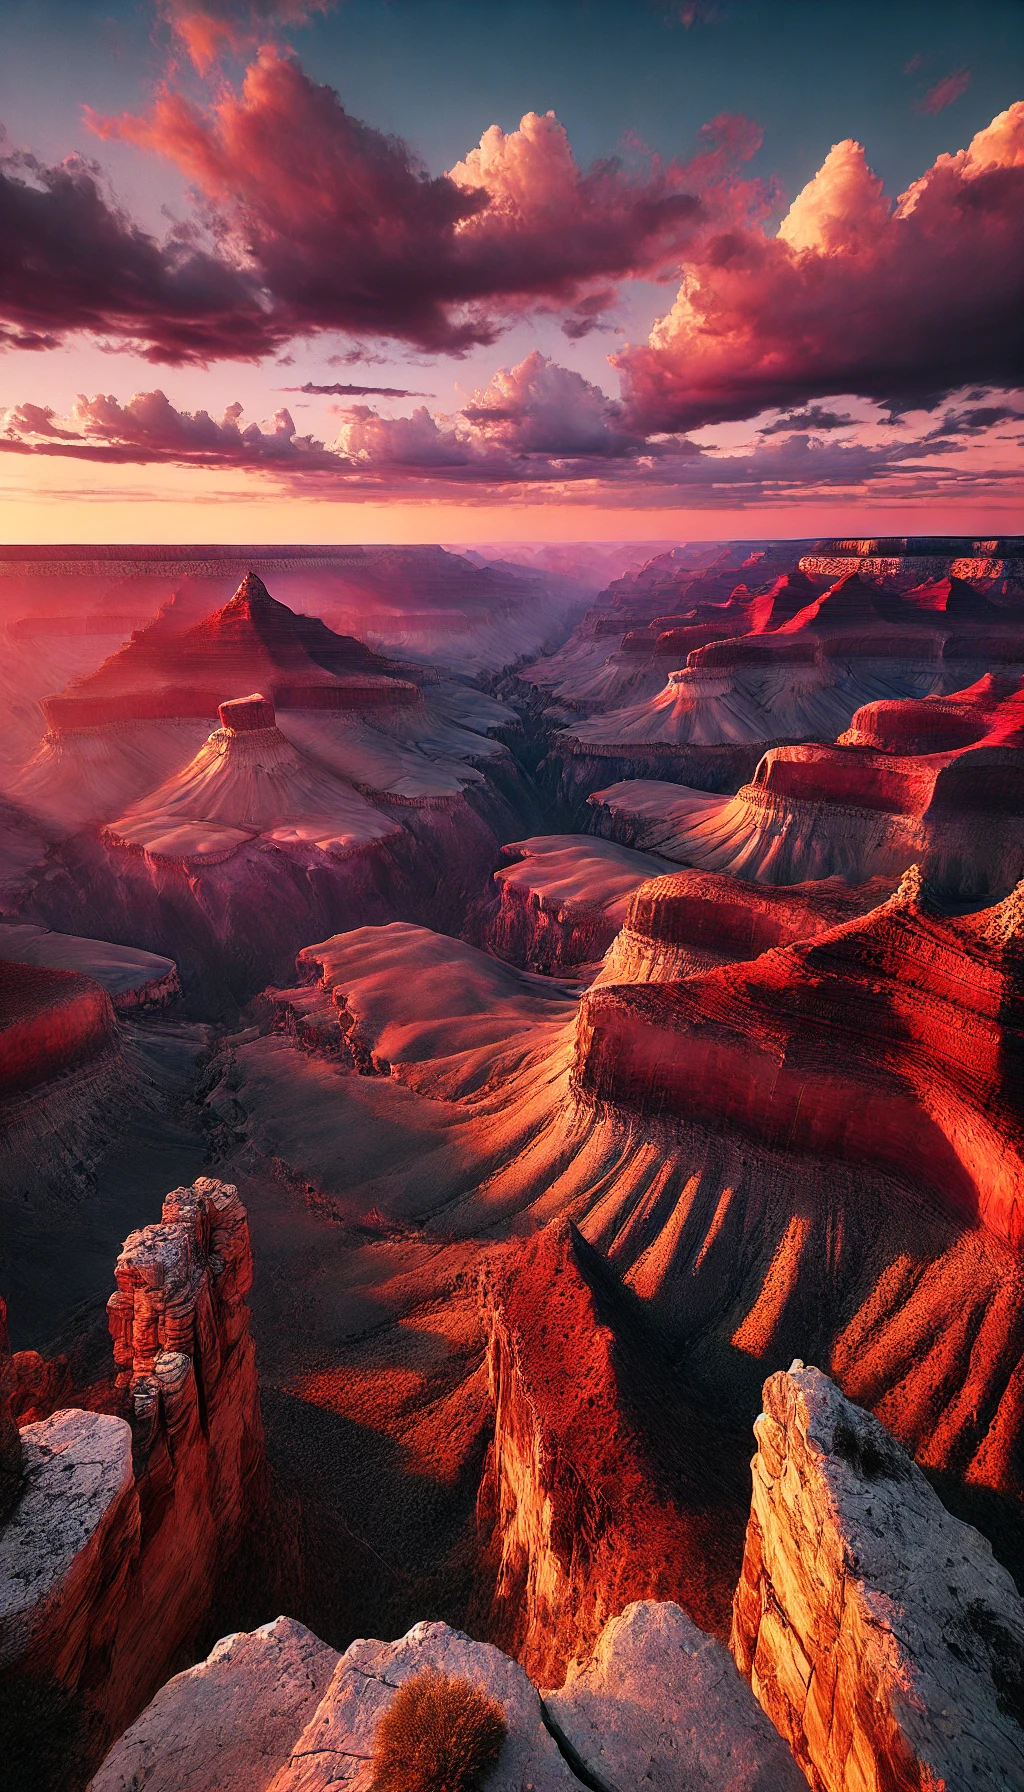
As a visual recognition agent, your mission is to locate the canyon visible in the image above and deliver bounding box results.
[1,535,1022,1791]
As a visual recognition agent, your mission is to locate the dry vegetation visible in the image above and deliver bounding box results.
[371,1670,507,1792]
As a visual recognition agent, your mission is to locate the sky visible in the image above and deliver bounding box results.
[1,0,1022,542]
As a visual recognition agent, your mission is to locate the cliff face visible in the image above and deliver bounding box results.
[731,1363,1024,1792]
[476,1224,749,1685]
[576,868,1024,1253]
[485,834,671,972]
[0,1177,266,1758]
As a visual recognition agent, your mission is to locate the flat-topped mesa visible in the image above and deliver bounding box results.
[839,672,1024,753]
[0,958,116,1095]
[103,696,401,867]
[40,572,421,729]
[218,690,277,733]
[730,1363,1024,1792]
[486,834,671,972]
[593,722,1024,897]
[597,868,894,985]
[574,868,1024,1251]
[0,922,180,1010]
[0,1178,265,1757]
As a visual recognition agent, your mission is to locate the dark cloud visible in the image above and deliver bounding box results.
[284,381,434,398]
[759,405,856,435]
[926,401,1024,437]
[917,69,972,115]
[0,143,282,364]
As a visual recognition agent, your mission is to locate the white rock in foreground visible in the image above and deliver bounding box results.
[543,1600,803,1791]
[268,1619,585,1791]
[89,1617,339,1792]
[731,1362,1024,1792]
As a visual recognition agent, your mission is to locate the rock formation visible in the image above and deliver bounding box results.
[731,1363,1024,1791]
[485,834,671,971]
[0,924,180,1010]
[595,866,894,985]
[0,1178,266,1760]
[544,1599,804,1790]
[91,1619,584,1792]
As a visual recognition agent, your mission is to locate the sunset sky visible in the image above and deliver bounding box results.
[1,0,1022,542]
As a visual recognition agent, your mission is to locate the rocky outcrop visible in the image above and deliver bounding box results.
[588,717,1024,900]
[477,1224,748,1684]
[88,1618,339,1792]
[486,834,670,971]
[92,1619,585,1791]
[596,866,893,985]
[0,1178,266,1756]
[0,1300,24,1523]
[544,1599,804,1790]
[575,867,1024,1253]
[731,1363,1024,1792]
[0,923,180,1010]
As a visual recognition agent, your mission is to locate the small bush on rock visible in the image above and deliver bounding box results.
[371,1669,507,1792]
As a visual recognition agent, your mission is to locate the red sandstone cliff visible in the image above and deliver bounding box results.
[0,1177,266,1763]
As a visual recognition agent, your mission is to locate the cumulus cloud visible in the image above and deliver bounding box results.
[918,69,972,115]
[87,54,767,353]
[4,360,1018,510]
[0,141,281,364]
[616,103,1024,431]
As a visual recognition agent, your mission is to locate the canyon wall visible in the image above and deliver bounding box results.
[731,1362,1024,1791]
[0,1178,266,1765]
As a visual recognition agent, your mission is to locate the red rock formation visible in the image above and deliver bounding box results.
[485,834,670,972]
[43,573,418,729]
[477,1223,749,1684]
[576,867,1024,1253]
[0,1178,266,1756]
[730,1364,1024,1792]
[0,958,116,1094]
[0,1300,22,1523]
[597,866,894,985]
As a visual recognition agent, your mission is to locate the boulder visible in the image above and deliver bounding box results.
[543,1599,803,1791]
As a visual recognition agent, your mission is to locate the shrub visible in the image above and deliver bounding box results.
[371,1669,507,1792]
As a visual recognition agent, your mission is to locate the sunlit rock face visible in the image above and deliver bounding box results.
[534,567,1024,819]
[588,678,1024,899]
[576,868,1024,1252]
[0,1179,265,1763]
[0,958,116,1095]
[595,865,894,986]
[91,1618,584,1792]
[544,1599,804,1791]
[731,1363,1024,1792]
[476,1223,750,1684]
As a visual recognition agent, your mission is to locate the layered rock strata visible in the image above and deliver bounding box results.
[731,1363,1024,1791]
[486,834,671,971]
[596,866,893,985]
[0,1178,265,1752]
[0,923,180,1010]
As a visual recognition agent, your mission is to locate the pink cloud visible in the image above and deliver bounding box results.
[161,1,333,71]
[615,104,1024,432]
[5,358,1019,512]
[87,52,764,353]
[918,68,972,115]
